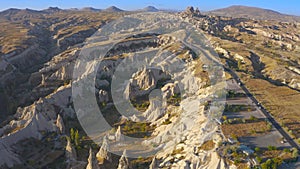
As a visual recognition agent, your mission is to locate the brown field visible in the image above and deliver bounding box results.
[221,121,270,138]
[243,77,300,139]
[199,140,215,151]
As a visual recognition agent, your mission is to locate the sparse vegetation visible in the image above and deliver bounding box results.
[199,140,215,151]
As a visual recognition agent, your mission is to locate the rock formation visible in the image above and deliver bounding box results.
[115,126,124,142]
[161,82,180,98]
[56,114,65,134]
[96,136,111,164]
[66,138,77,167]
[143,94,165,122]
[117,150,129,169]
[149,157,159,169]
[86,148,100,169]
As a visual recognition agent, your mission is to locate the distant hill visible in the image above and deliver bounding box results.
[140,6,159,12]
[0,8,22,16]
[0,8,44,19]
[42,7,63,13]
[80,7,101,12]
[207,5,300,22]
[104,6,124,12]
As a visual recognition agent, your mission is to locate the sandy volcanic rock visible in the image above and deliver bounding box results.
[57,28,96,50]
[0,85,73,167]
[186,7,194,14]
[96,136,111,164]
[143,95,165,122]
[289,79,300,89]
[132,68,170,89]
[215,47,230,58]
[56,114,65,134]
[128,67,171,99]
[66,138,77,168]
[149,157,159,169]
[115,126,124,142]
[117,150,129,169]
[133,68,157,90]
[86,148,100,169]
[161,82,180,98]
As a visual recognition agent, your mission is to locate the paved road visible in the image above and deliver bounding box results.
[224,67,300,151]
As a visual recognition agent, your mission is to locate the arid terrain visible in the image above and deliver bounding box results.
[0,5,299,169]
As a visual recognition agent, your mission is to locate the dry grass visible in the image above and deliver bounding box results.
[199,140,215,151]
[236,163,249,169]
[221,121,270,138]
[193,57,210,85]
[0,11,125,55]
[243,77,300,138]
[0,20,30,54]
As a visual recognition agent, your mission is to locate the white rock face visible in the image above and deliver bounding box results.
[0,85,72,167]
[233,53,245,63]
[215,47,229,58]
[143,96,165,122]
[66,138,77,168]
[115,126,124,142]
[86,148,100,169]
[161,82,180,98]
[56,114,65,134]
[128,67,171,98]
[117,150,129,169]
[149,157,159,169]
[289,79,300,89]
[96,136,111,164]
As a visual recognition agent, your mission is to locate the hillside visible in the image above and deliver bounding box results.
[104,6,124,12]
[208,5,300,22]
[0,5,299,169]
[140,6,159,12]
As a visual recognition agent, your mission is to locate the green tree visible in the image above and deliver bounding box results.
[74,130,80,146]
[256,156,262,164]
[284,148,290,153]
[267,145,276,151]
[255,147,261,153]
[70,128,75,143]
[292,148,298,158]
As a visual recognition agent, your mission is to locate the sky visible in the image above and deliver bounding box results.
[0,0,300,16]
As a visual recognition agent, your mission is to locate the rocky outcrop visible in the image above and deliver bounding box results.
[0,85,72,167]
[86,148,100,169]
[56,114,65,134]
[117,150,129,169]
[96,136,111,164]
[66,138,77,163]
[127,68,171,99]
[115,126,124,142]
[161,82,180,98]
[143,94,165,122]
[215,47,230,58]
[180,6,201,17]
[149,157,159,169]
[57,28,96,50]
